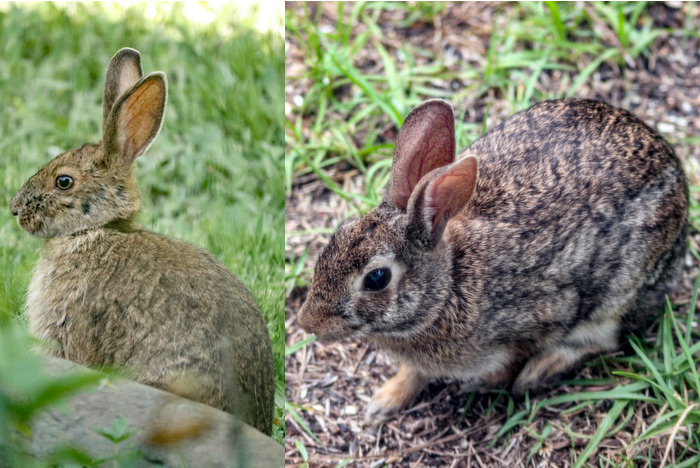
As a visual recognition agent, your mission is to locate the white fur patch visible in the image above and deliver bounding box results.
[51,229,107,255]
[567,317,619,351]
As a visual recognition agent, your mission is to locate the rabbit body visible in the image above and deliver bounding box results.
[11,49,274,434]
[26,222,272,433]
[298,99,688,423]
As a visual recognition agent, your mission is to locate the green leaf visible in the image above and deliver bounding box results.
[94,417,138,444]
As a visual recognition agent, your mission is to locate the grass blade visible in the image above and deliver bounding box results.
[323,41,402,127]
[572,399,627,468]
[286,335,316,357]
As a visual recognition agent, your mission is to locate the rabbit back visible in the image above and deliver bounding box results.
[413,99,688,371]
[461,99,686,323]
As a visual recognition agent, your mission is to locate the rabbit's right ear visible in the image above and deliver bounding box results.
[102,72,167,166]
[103,48,143,132]
[406,155,478,248]
[388,100,456,211]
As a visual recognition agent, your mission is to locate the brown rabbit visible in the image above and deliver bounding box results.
[10,48,274,435]
[298,99,688,424]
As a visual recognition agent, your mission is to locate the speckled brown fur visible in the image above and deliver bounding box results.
[298,99,688,424]
[10,48,274,434]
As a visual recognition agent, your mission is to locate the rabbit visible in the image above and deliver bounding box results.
[297,98,688,425]
[10,48,274,435]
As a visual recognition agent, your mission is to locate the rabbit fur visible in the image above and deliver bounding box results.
[10,48,274,434]
[298,98,688,424]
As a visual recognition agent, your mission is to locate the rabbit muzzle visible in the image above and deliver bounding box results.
[10,191,23,217]
[10,189,45,236]
[297,301,352,343]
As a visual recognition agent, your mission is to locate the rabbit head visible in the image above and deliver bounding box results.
[10,48,167,237]
[298,100,478,342]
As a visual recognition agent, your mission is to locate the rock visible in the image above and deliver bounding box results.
[12,357,283,468]
[657,122,675,133]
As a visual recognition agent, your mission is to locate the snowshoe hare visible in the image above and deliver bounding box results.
[298,99,688,424]
[10,48,274,434]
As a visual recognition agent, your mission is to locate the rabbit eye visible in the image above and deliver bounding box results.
[364,267,391,292]
[55,175,74,190]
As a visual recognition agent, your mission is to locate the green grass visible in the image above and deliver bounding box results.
[285,1,686,207]
[0,1,284,443]
[286,1,700,465]
[490,293,700,467]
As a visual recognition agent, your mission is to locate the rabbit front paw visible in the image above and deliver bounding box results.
[364,364,426,426]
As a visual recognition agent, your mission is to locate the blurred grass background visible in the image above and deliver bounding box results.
[0,1,284,441]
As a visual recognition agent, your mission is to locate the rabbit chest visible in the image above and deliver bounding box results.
[26,230,133,365]
[25,228,223,367]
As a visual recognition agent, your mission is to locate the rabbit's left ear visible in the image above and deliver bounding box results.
[103,48,143,131]
[388,100,456,212]
[103,72,167,165]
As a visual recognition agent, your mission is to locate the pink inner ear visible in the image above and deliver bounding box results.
[425,156,478,231]
[118,80,163,161]
[405,114,454,190]
[390,101,455,210]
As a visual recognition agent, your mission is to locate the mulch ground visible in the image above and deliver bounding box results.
[285,3,700,466]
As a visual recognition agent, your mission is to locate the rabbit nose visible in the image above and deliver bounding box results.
[10,194,22,216]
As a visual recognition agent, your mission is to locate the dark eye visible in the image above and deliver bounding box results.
[364,267,392,291]
[55,175,74,190]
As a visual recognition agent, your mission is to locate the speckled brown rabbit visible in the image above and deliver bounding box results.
[298,98,688,425]
[10,48,274,434]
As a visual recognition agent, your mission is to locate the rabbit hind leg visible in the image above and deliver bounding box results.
[625,226,687,332]
[514,226,687,394]
[138,363,226,412]
[512,318,619,393]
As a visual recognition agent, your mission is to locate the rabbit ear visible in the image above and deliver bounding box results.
[388,100,456,211]
[103,48,143,132]
[103,72,167,165]
[406,156,478,247]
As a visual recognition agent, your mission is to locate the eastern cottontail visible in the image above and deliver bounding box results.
[298,98,688,424]
[10,48,274,435]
